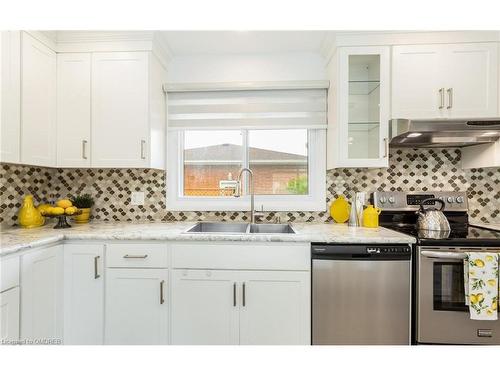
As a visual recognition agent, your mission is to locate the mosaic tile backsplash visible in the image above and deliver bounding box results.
[1,148,499,227]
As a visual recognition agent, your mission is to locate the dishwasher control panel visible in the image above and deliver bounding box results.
[366,246,411,254]
[312,244,412,260]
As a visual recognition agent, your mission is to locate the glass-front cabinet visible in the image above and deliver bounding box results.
[328,46,390,168]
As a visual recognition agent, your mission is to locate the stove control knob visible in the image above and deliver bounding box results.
[456,196,464,204]
[379,197,387,204]
[388,196,396,204]
[447,197,454,204]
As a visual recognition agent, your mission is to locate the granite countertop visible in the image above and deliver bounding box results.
[0,221,416,256]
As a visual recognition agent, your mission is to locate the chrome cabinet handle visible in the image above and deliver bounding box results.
[242,282,246,307]
[82,140,88,160]
[123,254,148,259]
[140,140,146,159]
[160,280,165,305]
[383,137,388,158]
[447,88,453,109]
[94,255,100,279]
[233,282,237,307]
[439,88,445,109]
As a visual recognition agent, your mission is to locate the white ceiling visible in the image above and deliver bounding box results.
[161,31,331,55]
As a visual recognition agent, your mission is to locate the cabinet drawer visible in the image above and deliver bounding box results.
[1,256,20,292]
[106,243,168,268]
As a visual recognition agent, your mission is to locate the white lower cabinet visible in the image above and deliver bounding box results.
[1,287,20,343]
[21,244,63,343]
[171,268,310,345]
[105,268,168,344]
[239,271,310,345]
[63,243,104,344]
[171,269,240,345]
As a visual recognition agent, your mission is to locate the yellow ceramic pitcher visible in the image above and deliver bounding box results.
[362,205,381,228]
[18,195,45,228]
[330,195,351,223]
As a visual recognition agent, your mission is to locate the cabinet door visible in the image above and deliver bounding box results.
[445,43,498,118]
[1,287,20,344]
[21,32,56,167]
[57,53,91,167]
[239,271,310,345]
[63,244,104,344]
[171,269,239,345]
[392,44,446,119]
[91,52,149,168]
[21,245,63,343]
[338,46,390,168]
[105,268,168,344]
[1,31,21,163]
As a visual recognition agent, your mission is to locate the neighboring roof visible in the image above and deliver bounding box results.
[184,144,307,164]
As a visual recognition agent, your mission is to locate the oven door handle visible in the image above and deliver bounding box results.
[421,251,467,260]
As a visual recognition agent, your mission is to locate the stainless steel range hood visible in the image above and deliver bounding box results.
[389,118,500,147]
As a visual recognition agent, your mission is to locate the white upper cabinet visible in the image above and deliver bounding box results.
[391,44,445,119]
[21,32,57,167]
[57,53,91,167]
[445,43,498,117]
[91,52,164,168]
[1,31,21,164]
[392,43,498,119]
[328,46,391,168]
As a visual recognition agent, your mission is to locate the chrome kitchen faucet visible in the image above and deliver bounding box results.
[234,168,264,224]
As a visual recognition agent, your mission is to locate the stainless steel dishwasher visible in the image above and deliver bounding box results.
[312,244,412,345]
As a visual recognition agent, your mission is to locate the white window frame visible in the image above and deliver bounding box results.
[166,129,326,211]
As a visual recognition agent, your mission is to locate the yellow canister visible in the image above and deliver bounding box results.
[18,195,45,228]
[330,195,351,223]
[362,205,381,228]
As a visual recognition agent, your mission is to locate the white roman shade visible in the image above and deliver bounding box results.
[167,88,327,131]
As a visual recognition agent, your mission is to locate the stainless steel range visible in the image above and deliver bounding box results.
[374,191,500,345]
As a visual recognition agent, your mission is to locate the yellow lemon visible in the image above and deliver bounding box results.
[56,199,73,209]
[474,259,485,268]
[470,294,478,304]
[485,255,494,262]
[52,207,65,215]
[37,203,52,215]
[487,279,497,287]
[65,206,77,215]
[486,309,494,316]
[44,206,55,214]
[492,301,498,310]
[477,293,484,303]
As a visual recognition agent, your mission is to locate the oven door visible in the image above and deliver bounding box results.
[418,246,500,344]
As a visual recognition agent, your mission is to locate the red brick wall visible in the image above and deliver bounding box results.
[184,164,307,196]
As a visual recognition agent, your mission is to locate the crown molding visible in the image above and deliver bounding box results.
[52,30,172,66]
[56,30,156,43]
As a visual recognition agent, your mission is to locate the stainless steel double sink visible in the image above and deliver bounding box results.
[185,222,296,234]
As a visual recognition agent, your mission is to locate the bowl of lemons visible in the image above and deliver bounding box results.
[39,199,82,229]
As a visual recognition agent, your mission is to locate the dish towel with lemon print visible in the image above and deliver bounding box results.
[464,253,499,320]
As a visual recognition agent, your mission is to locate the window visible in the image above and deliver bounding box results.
[166,86,327,211]
[248,129,308,195]
[183,130,243,197]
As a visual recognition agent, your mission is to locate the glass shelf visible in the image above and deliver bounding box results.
[348,80,380,95]
[348,121,380,131]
